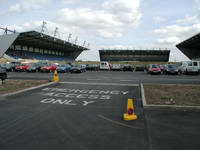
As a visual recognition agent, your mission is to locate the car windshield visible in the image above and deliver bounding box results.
[168,65,177,69]
[152,65,159,68]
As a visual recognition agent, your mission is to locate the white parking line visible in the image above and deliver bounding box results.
[87,78,102,81]
[120,80,134,82]
[60,82,139,86]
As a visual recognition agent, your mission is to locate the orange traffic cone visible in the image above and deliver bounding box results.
[53,70,59,82]
[123,99,137,121]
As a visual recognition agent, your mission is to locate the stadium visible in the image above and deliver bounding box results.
[176,33,200,60]
[99,49,170,62]
[0,29,89,62]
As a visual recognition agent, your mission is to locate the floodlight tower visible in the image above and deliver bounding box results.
[87,43,90,49]
[74,36,78,45]
[68,33,72,42]
[82,41,86,47]
[54,27,59,38]
[41,21,47,34]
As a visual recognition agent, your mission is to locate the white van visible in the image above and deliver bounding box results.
[178,61,200,74]
[100,61,110,70]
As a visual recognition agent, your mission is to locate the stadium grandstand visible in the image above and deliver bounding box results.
[0,27,89,62]
[176,33,200,60]
[99,49,170,62]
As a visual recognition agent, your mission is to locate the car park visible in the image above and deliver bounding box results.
[57,64,71,73]
[164,64,179,75]
[15,64,31,72]
[80,64,87,72]
[5,62,21,72]
[159,65,166,74]
[100,61,111,70]
[0,66,7,82]
[147,64,161,74]
[26,63,40,72]
[40,64,57,73]
[86,64,99,71]
[70,64,86,73]
[135,65,145,71]
[111,64,122,71]
[178,61,200,75]
[123,64,133,71]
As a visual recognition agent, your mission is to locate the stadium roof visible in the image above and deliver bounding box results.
[0,30,89,57]
[176,33,200,60]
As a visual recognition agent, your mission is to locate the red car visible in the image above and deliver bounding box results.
[15,64,31,72]
[147,64,161,74]
[40,64,57,72]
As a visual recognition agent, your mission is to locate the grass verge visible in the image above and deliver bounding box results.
[144,84,200,106]
[0,79,49,95]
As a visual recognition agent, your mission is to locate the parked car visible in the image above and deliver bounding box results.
[147,64,161,74]
[164,64,179,75]
[135,65,145,71]
[0,66,7,82]
[70,64,86,73]
[15,64,31,72]
[80,64,87,72]
[26,64,40,72]
[123,65,133,71]
[178,61,200,75]
[6,62,21,72]
[100,61,111,70]
[159,65,166,74]
[86,64,99,71]
[40,64,57,73]
[57,64,71,73]
[111,64,122,71]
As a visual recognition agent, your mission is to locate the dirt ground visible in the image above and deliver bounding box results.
[0,79,49,95]
[144,84,200,106]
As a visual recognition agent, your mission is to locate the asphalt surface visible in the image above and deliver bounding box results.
[8,71,200,84]
[145,107,200,150]
[0,82,149,150]
[0,71,200,150]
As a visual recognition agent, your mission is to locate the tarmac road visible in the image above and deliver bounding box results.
[7,71,200,84]
[0,71,200,150]
[0,82,149,150]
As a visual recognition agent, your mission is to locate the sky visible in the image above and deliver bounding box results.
[0,0,200,61]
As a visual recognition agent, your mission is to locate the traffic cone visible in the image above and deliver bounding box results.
[53,70,59,82]
[123,99,137,121]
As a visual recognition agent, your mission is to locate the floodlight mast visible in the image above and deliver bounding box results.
[68,33,72,42]
[87,43,90,49]
[0,27,16,35]
[54,27,59,38]
[75,36,78,44]
[41,21,47,33]
[83,41,86,47]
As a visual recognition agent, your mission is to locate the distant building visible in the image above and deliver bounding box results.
[99,49,170,62]
[0,31,89,61]
[176,33,200,60]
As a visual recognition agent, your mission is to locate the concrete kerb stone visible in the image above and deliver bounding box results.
[140,83,200,109]
[0,81,58,97]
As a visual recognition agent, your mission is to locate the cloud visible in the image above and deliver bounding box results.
[8,0,51,13]
[152,13,200,61]
[153,16,166,24]
[55,0,142,38]
[176,14,200,25]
